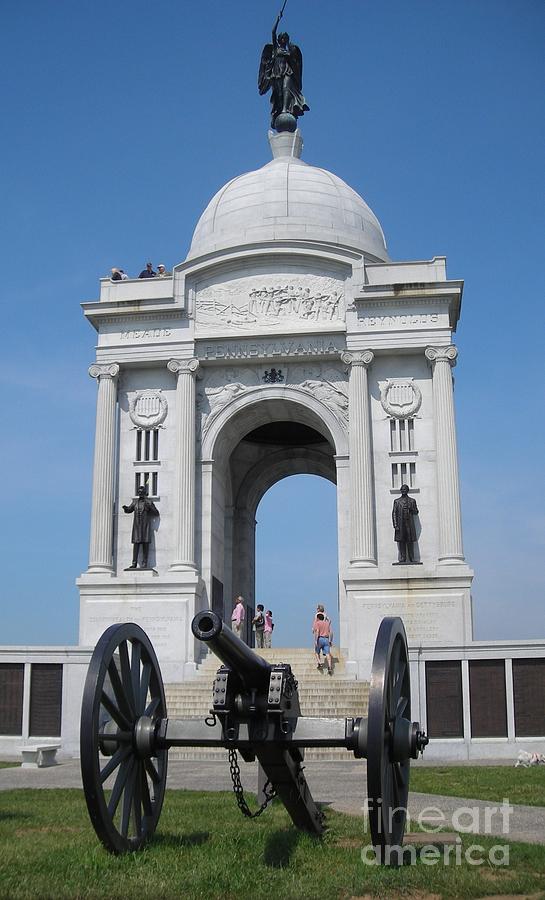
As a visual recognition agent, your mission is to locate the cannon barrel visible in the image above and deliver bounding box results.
[191,610,272,689]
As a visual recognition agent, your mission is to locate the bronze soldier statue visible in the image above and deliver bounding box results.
[258,5,309,132]
[392,484,419,563]
[123,485,159,569]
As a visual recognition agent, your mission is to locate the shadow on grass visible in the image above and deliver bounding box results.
[263,828,302,868]
[153,831,210,849]
[0,811,32,822]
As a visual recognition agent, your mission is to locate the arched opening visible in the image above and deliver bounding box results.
[198,391,348,646]
[255,474,338,647]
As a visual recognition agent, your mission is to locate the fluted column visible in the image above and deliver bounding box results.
[88,363,120,572]
[425,346,464,563]
[341,350,377,565]
[167,358,200,570]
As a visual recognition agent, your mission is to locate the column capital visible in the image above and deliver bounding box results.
[341,349,374,368]
[167,357,200,377]
[425,345,458,367]
[89,363,119,380]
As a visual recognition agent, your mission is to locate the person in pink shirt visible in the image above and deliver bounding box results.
[231,595,245,641]
[264,609,274,648]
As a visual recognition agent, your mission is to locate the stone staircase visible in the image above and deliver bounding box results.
[165,647,369,760]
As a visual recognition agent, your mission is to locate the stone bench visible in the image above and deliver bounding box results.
[20,744,61,768]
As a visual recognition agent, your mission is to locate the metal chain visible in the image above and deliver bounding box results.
[228,748,276,819]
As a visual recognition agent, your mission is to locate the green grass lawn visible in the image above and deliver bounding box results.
[0,762,18,770]
[0,790,544,899]
[411,766,545,807]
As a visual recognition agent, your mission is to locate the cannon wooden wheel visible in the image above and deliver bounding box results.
[366,617,419,862]
[80,623,168,854]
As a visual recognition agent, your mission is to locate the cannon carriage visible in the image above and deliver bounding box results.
[80,612,428,862]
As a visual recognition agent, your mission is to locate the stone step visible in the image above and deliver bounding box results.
[167,747,356,762]
[164,684,369,698]
[167,705,366,715]
[197,649,346,667]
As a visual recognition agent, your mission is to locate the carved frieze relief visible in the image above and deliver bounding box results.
[195,273,345,334]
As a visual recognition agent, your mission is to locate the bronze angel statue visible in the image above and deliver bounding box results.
[258,7,309,131]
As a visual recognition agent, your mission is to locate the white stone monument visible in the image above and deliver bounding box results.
[78,129,473,681]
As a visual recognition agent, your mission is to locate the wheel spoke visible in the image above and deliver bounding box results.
[140,662,152,713]
[392,660,407,709]
[118,642,136,717]
[392,763,402,807]
[120,758,138,838]
[144,757,160,784]
[130,642,142,714]
[107,660,135,724]
[98,730,132,743]
[144,696,160,719]
[141,765,153,816]
[395,695,408,717]
[394,761,409,790]
[133,762,143,837]
[101,691,131,731]
[108,756,134,817]
[100,745,132,784]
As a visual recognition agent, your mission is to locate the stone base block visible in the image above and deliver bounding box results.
[341,568,473,679]
[77,571,205,682]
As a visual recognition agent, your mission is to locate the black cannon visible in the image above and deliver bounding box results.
[80,612,428,861]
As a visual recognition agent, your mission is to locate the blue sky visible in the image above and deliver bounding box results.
[1,0,543,648]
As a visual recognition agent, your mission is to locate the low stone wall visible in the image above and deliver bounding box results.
[409,639,545,760]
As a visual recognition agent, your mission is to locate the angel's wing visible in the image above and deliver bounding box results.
[258,43,274,94]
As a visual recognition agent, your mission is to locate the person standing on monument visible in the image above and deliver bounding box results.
[231,595,245,641]
[252,604,266,648]
[123,485,159,569]
[392,484,419,563]
[138,262,156,278]
[264,609,274,648]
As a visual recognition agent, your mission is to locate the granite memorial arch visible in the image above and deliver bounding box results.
[1,34,544,764]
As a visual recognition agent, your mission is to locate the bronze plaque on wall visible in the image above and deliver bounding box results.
[0,664,24,735]
[29,664,63,737]
[469,660,507,737]
[513,659,545,737]
[426,661,463,738]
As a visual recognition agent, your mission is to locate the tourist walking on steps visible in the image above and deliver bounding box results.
[312,604,333,648]
[264,609,274,648]
[313,611,333,675]
[252,604,266,648]
[231,595,245,641]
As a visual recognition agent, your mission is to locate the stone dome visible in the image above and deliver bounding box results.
[187,131,388,261]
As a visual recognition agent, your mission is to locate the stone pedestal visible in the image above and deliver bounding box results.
[77,570,205,682]
[342,565,474,679]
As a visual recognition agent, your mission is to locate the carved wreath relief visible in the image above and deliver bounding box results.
[380,379,422,419]
[195,274,345,333]
[129,390,168,429]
